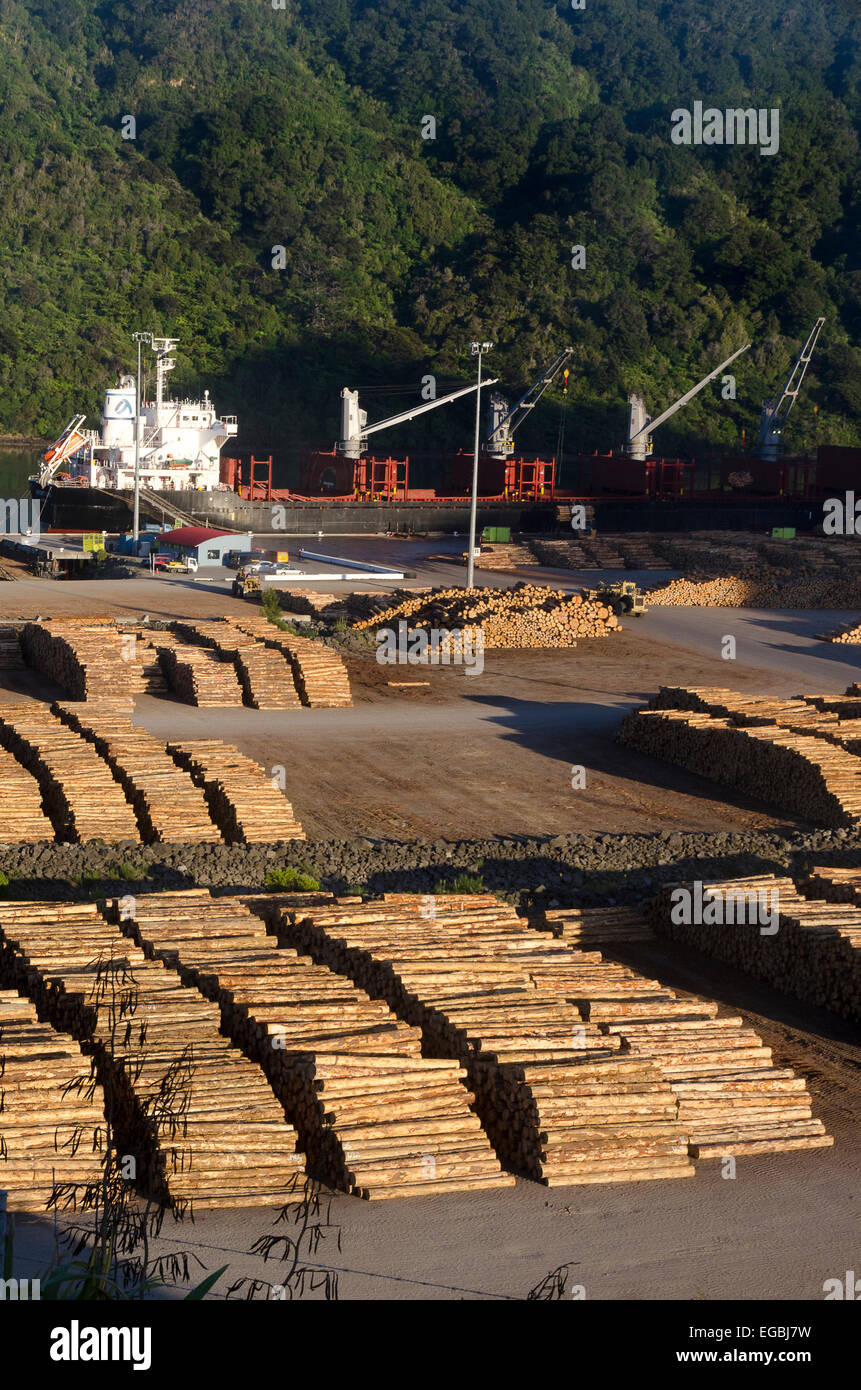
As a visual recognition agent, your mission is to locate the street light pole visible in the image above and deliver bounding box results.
[466,340,492,589]
[132,331,152,543]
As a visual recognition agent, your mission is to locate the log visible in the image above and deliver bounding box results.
[0,903,303,1210]
[108,888,511,1200]
[649,871,861,1025]
[349,582,619,651]
[54,704,222,843]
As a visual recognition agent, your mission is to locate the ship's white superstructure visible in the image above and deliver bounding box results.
[39,338,237,492]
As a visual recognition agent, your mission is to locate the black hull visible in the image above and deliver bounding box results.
[32,483,825,536]
[34,484,561,535]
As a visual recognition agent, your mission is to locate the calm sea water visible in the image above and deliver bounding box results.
[0,451,39,498]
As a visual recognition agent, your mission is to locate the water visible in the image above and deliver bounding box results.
[0,451,39,498]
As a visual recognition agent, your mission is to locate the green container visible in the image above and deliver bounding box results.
[481,526,511,543]
[771,527,796,539]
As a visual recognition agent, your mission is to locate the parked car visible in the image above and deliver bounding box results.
[253,561,295,578]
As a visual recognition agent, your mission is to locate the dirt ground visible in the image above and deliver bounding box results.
[5,599,861,838]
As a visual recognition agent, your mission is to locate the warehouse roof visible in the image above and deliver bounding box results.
[157,527,237,547]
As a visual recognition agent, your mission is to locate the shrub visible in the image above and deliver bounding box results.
[261,589,282,623]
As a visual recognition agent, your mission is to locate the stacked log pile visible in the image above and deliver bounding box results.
[55,705,221,843]
[278,894,695,1186]
[0,901,302,1209]
[617,539,669,569]
[167,741,305,842]
[275,591,342,619]
[647,682,861,767]
[0,624,24,669]
[473,542,539,570]
[523,938,831,1158]
[804,864,861,907]
[351,583,619,650]
[648,568,861,608]
[119,628,169,696]
[585,538,626,567]
[19,622,156,708]
[528,537,667,571]
[172,621,301,709]
[530,905,654,946]
[118,889,512,1200]
[230,618,353,706]
[650,685,844,732]
[654,535,763,577]
[152,637,245,708]
[650,874,861,1026]
[816,619,861,644]
[803,692,861,720]
[617,706,861,826]
[518,539,595,569]
[648,575,763,607]
[0,745,55,841]
[0,989,109,1212]
[0,705,139,842]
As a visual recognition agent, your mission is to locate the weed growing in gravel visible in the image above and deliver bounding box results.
[328,627,376,656]
[434,871,485,894]
[116,860,148,881]
[265,866,322,891]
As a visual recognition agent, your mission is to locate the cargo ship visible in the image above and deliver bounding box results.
[31,325,856,536]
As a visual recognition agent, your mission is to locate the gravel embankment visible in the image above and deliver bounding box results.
[3,828,861,906]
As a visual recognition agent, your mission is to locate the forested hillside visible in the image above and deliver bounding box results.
[0,0,858,465]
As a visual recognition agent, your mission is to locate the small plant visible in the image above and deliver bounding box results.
[333,616,347,633]
[265,867,322,891]
[117,860,147,881]
[261,588,284,625]
[0,869,10,898]
[343,885,364,897]
[434,871,485,895]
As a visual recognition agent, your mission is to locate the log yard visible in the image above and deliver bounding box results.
[1,519,860,1322]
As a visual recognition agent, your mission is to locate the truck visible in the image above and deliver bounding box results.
[153,552,198,574]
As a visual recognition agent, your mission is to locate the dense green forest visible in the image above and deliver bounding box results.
[0,0,859,476]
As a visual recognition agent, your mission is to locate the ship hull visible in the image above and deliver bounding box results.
[32,483,561,535]
[32,482,827,537]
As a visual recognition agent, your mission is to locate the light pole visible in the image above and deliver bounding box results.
[132,331,152,543]
[466,340,493,589]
